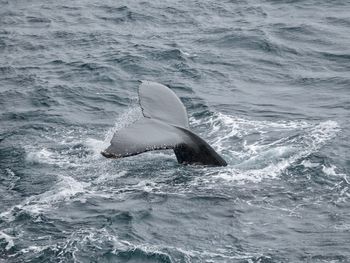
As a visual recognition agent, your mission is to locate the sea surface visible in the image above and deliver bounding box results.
[1,0,349,262]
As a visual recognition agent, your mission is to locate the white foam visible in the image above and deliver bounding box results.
[1,175,90,219]
[20,245,48,254]
[25,147,79,169]
[5,168,15,177]
[85,138,107,157]
[3,168,20,190]
[322,164,338,176]
[301,160,319,168]
[305,120,340,150]
[0,231,15,250]
[190,113,340,183]
[110,232,262,261]
[321,164,349,193]
[40,175,89,203]
[133,180,158,193]
[94,171,127,183]
[26,148,53,164]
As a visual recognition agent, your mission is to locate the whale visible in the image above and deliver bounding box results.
[101,81,227,166]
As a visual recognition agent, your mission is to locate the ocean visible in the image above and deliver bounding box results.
[0,0,349,262]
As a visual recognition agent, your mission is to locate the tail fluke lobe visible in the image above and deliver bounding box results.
[102,118,182,158]
[139,81,189,128]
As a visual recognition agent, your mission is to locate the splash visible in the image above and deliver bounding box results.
[190,113,340,183]
[85,106,142,156]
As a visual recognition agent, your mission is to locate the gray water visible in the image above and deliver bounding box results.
[1,0,349,262]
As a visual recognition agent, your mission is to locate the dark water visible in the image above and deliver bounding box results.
[1,0,349,262]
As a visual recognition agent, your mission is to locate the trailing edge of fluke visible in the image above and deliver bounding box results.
[101,81,227,166]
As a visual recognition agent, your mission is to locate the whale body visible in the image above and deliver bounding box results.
[101,81,227,166]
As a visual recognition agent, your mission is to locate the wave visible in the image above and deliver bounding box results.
[7,227,272,262]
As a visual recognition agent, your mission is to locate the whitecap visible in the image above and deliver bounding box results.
[0,231,15,250]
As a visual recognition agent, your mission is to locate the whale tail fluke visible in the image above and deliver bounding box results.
[101,81,227,166]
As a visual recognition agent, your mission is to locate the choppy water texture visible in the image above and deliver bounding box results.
[1,0,349,262]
